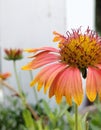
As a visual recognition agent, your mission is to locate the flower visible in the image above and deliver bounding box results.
[22,27,101,105]
[0,72,11,80]
[4,48,23,61]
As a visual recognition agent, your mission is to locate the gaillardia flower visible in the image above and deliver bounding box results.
[22,27,101,105]
[0,72,11,80]
[4,48,23,61]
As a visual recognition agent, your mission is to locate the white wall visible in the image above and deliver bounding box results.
[66,0,95,30]
[1,0,66,48]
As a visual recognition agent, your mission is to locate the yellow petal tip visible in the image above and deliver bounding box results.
[30,81,35,87]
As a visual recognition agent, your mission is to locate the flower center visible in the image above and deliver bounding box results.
[60,34,101,69]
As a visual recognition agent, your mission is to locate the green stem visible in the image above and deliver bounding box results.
[97,94,100,104]
[13,61,26,104]
[75,103,78,130]
[13,61,37,129]
[13,61,22,93]
[29,70,38,102]
[86,121,89,130]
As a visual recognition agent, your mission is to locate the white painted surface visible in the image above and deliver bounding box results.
[66,0,95,30]
[0,86,4,103]
[1,0,66,48]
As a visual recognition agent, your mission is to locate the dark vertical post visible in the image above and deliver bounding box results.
[0,47,2,73]
[95,0,101,34]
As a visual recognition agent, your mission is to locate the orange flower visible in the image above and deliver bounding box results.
[0,72,11,80]
[22,27,101,105]
[4,48,23,61]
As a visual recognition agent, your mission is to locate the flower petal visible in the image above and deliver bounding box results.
[30,63,66,91]
[51,68,72,105]
[86,67,97,101]
[24,47,59,53]
[22,53,60,70]
[96,64,101,69]
[53,31,67,43]
[67,67,83,105]
[95,79,101,100]
[44,63,67,93]
[49,67,83,105]
[90,67,101,100]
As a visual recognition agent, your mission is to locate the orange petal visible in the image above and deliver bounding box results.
[0,72,11,80]
[53,36,61,42]
[30,63,66,94]
[86,67,97,102]
[68,67,83,105]
[55,68,72,105]
[22,53,60,70]
[24,47,59,53]
[49,76,58,98]
[44,63,66,93]
[92,68,101,100]
[49,67,83,105]
[30,63,63,87]
[37,82,43,91]
[53,31,67,43]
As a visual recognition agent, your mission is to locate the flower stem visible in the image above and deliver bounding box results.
[13,61,39,129]
[97,95,100,104]
[75,103,78,130]
[13,61,22,92]
[86,121,89,130]
[13,61,25,104]
[29,70,38,102]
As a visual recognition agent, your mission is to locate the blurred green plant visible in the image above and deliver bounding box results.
[0,94,101,130]
[89,104,101,130]
[0,95,69,130]
[0,97,26,130]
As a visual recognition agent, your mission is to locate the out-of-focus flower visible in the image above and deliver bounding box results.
[22,27,101,105]
[0,72,11,80]
[4,48,23,61]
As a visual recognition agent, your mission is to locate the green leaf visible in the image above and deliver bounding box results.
[36,119,43,130]
[42,100,51,114]
[22,109,36,130]
[81,112,88,130]
[54,128,61,130]
[59,105,68,117]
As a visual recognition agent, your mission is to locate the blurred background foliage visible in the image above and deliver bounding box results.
[0,95,101,130]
